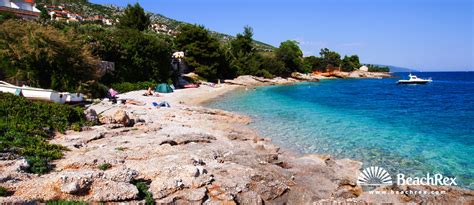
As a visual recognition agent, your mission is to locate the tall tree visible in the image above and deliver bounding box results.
[341,55,361,72]
[118,3,151,31]
[73,24,173,84]
[230,26,254,56]
[259,53,286,77]
[304,56,325,72]
[175,24,226,81]
[319,48,342,69]
[275,40,304,75]
[228,26,261,76]
[229,51,261,77]
[112,29,172,83]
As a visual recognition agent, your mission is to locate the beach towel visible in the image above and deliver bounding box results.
[184,84,199,88]
[152,101,171,108]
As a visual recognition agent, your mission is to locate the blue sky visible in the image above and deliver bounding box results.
[91,0,473,71]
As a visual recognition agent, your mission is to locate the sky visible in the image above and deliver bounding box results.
[90,0,473,71]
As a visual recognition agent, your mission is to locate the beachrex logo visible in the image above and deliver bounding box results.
[357,166,393,186]
[397,173,457,186]
[357,166,457,187]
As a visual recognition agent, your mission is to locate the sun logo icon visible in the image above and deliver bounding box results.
[357,166,393,186]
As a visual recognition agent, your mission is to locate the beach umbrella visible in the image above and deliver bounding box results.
[155,83,174,93]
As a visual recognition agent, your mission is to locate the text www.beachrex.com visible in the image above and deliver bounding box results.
[368,190,447,195]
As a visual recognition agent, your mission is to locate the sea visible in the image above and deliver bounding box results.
[207,72,474,189]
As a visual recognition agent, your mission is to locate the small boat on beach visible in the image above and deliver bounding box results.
[0,81,84,104]
[397,74,432,84]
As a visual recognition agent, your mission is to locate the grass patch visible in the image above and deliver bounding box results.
[0,186,9,197]
[132,180,154,205]
[97,163,112,170]
[0,93,89,174]
[71,123,82,132]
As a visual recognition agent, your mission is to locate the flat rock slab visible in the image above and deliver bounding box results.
[159,133,217,146]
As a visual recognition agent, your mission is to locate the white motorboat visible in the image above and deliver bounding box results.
[0,81,84,104]
[397,74,432,84]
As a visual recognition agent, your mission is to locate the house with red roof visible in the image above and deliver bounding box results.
[0,0,40,19]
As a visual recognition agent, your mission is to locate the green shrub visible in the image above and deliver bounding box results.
[255,69,274,79]
[0,93,86,174]
[133,180,154,205]
[26,156,50,175]
[71,123,82,132]
[0,11,18,23]
[97,163,112,170]
[0,186,8,197]
[111,81,157,93]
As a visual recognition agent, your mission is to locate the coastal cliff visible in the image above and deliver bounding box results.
[0,84,472,204]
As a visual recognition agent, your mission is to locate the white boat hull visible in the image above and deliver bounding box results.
[0,85,17,94]
[0,81,84,104]
[397,74,432,84]
[397,80,432,84]
[21,88,62,103]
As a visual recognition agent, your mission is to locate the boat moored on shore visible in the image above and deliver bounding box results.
[0,81,84,104]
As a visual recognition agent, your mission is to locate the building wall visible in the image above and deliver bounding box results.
[0,0,40,19]
[0,4,39,19]
[13,1,33,11]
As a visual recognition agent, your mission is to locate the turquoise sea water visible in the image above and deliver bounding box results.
[207,72,474,189]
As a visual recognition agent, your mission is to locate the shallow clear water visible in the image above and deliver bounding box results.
[207,72,474,189]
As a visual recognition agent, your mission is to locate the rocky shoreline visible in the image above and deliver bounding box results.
[0,77,473,204]
[223,71,392,87]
